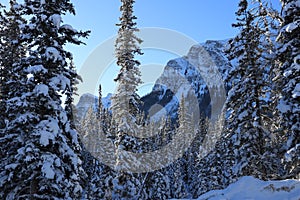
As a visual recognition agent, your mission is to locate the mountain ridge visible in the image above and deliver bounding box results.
[76,39,234,121]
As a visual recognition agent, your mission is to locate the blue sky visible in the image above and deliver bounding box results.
[65,0,281,99]
[65,0,246,99]
[2,0,282,99]
[66,0,241,69]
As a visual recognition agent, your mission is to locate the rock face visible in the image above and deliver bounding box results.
[141,40,231,122]
[76,93,112,120]
[76,93,97,120]
[76,39,233,121]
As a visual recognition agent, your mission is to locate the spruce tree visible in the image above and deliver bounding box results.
[79,106,115,199]
[275,0,300,179]
[111,0,143,134]
[140,171,171,199]
[0,4,6,130]
[0,1,28,198]
[0,1,26,131]
[111,0,143,198]
[97,84,103,119]
[64,59,81,129]
[224,0,278,180]
[0,0,89,198]
[0,3,6,130]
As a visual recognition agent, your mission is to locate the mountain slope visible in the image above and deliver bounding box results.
[141,39,231,122]
[76,39,233,121]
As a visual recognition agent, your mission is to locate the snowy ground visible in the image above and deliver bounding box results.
[197,176,300,200]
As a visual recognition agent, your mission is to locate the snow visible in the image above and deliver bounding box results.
[238,110,248,120]
[40,130,54,146]
[284,1,300,16]
[197,176,300,200]
[70,129,79,144]
[283,69,293,77]
[50,74,70,91]
[49,14,61,29]
[42,160,55,179]
[27,73,34,80]
[26,65,48,74]
[277,99,291,113]
[60,24,77,32]
[45,47,62,62]
[4,163,18,170]
[38,119,60,146]
[54,158,61,167]
[292,83,300,99]
[34,84,49,96]
[60,112,68,125]
[285,144,300,162]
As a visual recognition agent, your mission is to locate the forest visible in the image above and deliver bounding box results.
[0,0,299,199]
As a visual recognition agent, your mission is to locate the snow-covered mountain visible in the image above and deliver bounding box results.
[197,176,300,200]
[142,39,231,122]
[76,39,233,121]
[76,93,112,120]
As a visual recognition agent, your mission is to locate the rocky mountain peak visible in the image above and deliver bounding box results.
[76,39,233,121]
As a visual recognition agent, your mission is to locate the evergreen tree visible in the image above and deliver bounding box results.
[177,95,196,196]
[111,0,143,134]
[79,106,115,199]
[274,0,300,179]
[193,117,228,197]
[0,1,28,197]
[64,59,81,129]
[0,3,6,130]
[0,1,26,131]
[97,84,103,119]
[0,4,7,130]
[140,171,171,200]
[171,161,188,199]
[0,0,89,198]
[111,0,143,198]
[87,161,115,199]
[81,107,99,154]
[224,0,278,180]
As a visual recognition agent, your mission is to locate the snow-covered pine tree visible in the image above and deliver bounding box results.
[171,161,188,199]
[97,84,103,119]
[0,0,89,198]
[0,1,29,197]
[176,95,197,197]
[163,116,174,144]
[97,84,112,139]
[0,0,26,131]
[192,116,228,197]
[111,0,143,198]
[224,0,278,180]
[188,117,208,197]
[87,160,115,199]
[274,0,300,179]
[254,1,287,179]
[140,171,171,200]
[64,59,81,130]
[81,106,99,154]
[193,2,281,193]
[78,106,115,199]
[0,3,7,130]
[111,0,143,133]
[177,95,194,143]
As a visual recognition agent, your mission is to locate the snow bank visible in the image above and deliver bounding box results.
[197,176,300,200]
